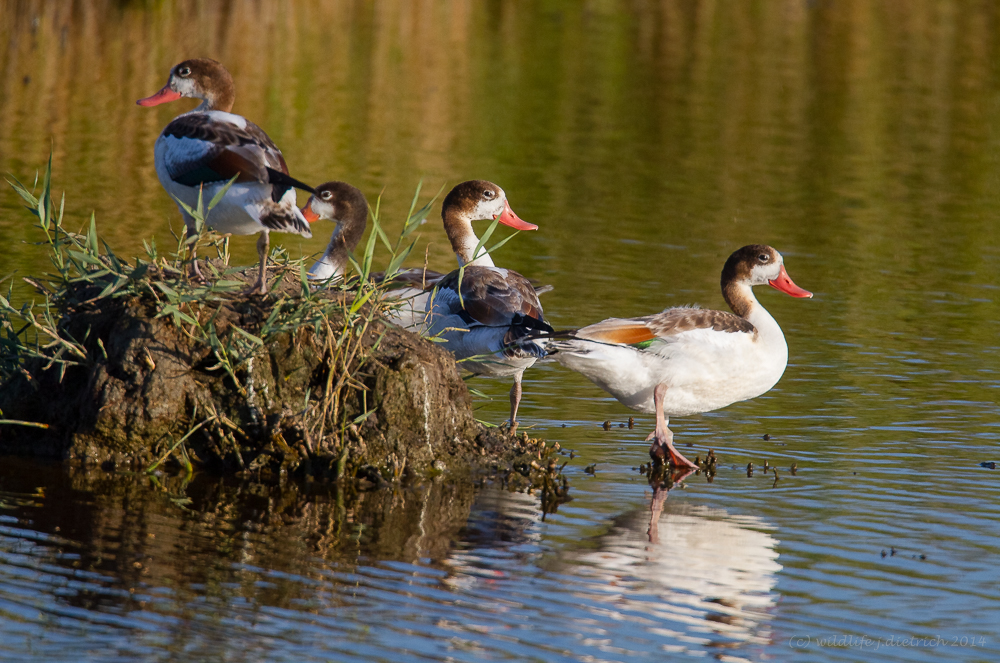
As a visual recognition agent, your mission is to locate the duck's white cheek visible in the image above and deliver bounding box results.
[474,200,499,220]
[318,201,336,220]
[172,77,198,97]
[750,263,779,283]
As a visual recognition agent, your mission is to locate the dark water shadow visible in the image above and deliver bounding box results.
[0,457,532,612]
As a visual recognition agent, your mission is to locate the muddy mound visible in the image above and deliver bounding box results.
[0,168,557,483]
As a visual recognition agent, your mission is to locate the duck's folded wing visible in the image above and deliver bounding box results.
[576,307,755,346]
[436,266,549,330]
[161,115,288,186]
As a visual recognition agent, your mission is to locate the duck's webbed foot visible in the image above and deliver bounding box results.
[646,384,698,469]
[646,430,698,469]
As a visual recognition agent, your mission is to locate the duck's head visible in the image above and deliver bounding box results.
[137,59,235,113]
[303,181,369,281]
[441,180,536,266]
[442,180,536,231]
[723,245,812,298]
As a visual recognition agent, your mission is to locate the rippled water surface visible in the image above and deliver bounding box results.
[2,2,1000,661]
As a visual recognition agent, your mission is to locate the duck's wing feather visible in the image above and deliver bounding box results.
[435,266,549,330]
[576,307,755,346]
[372,268,449,289]
[160,112,290,188]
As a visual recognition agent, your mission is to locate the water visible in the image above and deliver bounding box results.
[2,1,1000,661]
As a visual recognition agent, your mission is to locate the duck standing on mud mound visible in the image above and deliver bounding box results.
[424,180,553,435]
[138,58,315,294]
[545,245,812,467]
[302,182,553,335]
[301,179,553,433]
[302,181,370,281]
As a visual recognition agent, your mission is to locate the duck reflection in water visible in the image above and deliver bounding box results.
[568,471,783,648]
[645,465,697,544]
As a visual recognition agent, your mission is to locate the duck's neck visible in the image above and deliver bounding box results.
[309,205,368,281]
[193,87,235,113]
[724,281,786,352]
[444,210,495,268]
[308,228,352,282]
[723,280,756,320]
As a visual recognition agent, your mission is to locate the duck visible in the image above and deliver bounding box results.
[424,180,552,434]
[303,180,551,336]
[137,58,314,294]
[300,180,549,431]
[545,245,812,467]
[303,184,444,290]
[301,181,370,281]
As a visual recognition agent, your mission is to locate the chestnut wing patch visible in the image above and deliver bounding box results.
[575,319,658,345]
[576,307,755,347]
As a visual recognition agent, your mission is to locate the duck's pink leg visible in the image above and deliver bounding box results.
[508,370,523,435]
[246,231,269,295]
[646,384,698,469]
[186,225,206,282]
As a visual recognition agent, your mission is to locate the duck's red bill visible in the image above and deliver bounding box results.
[768,264,813,298]
[496,200,537,231]
[301,201,320,223]
[137,84,182,107]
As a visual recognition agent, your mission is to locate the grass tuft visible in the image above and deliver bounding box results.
[0,156,444,469]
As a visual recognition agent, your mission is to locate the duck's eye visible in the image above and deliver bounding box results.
[320,191,333,201]
[483,189,495,199]
[177,66,191,77]
[758,253,769,262]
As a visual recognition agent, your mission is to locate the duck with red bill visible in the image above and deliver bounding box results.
[543,244,813,468]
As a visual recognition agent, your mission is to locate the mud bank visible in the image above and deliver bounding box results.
[0,283,555,484]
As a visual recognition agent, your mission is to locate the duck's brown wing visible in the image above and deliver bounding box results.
[435,266,549,330]
[575,307,755,346]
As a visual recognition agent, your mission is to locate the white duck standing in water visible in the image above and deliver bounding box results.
[547,245,812,466]
[424,180,551,434]
[138,58,314,294]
